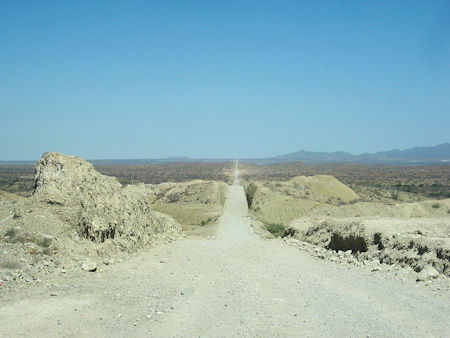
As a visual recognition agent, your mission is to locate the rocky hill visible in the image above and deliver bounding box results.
[268,143,450,164]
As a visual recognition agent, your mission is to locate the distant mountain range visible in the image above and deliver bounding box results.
[93,143,450,165]
[264,143,450,164]
[1,143,449,165]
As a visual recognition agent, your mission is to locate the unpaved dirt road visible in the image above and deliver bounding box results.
[1,170,449,337]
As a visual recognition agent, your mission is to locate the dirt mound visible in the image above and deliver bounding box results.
[0,153,185,294]
[286,217,450,276]
[138,180,229,236]
[245,175,359,226]
[0,153,231,294]
[34,152,181,245]
[2,152,181,256]
[288,175,359,202]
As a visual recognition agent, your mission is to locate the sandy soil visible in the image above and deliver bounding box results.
[0,171,449,337]
[148,180,228,234]
[245,175,360,226]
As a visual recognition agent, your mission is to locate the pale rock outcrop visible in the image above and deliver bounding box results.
[33,152,181,248]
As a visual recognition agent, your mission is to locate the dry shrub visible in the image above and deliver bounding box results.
[4,227,28,244]
[36,236,52,248]
[0,255,21,269]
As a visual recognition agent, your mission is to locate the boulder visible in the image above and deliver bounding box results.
[416,265,439,282]
[82,261,98,272]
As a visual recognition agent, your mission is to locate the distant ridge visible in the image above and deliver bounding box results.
[269,143,450,164]
[1,144,449,165]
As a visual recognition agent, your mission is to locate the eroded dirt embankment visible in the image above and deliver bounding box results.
[145,179,228,232]
[285,210,450,278]
[245,175,450,279]
[244,175,360,226]
[0,153,183,293]
[0,152,232,294]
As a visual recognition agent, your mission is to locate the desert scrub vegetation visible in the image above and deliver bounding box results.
[3,228,57,255]
[96,162,233,185]
[36,234,53,248]
[244,183,257,208]
[0,255,21,269]
[0,164,34,196]
[4,227,28,244]
[431,203,440,209]
[266,223,285,237]
[199,217,215,226]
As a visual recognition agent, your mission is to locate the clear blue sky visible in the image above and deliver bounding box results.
[1,1,449,160]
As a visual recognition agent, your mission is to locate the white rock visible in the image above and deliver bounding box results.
[82,262,97,272]
[416,265,439,282]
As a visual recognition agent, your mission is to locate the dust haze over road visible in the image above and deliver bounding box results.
[0,164,449,337]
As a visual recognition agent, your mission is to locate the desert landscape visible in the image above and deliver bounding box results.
[240,162,450,273]
[0,152,449,336]
[2,1,449,336]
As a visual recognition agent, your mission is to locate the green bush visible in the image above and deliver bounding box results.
[266,223,285,237]
[199,218,214,226]
[431,203,440,209]
[245,183,257,208]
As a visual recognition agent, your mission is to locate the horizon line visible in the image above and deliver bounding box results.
[0,142,449,163]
